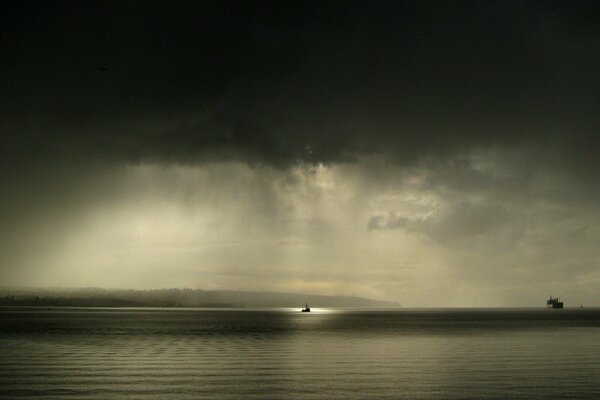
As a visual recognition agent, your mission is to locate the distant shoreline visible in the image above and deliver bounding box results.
[0,298,235,308]
[0,287,400,309]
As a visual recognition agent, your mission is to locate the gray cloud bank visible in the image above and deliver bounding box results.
[369,202,509,243]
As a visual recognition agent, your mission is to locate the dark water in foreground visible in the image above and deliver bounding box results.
[1,308,600,399]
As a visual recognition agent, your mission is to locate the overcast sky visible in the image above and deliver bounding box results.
[1,1,599,306]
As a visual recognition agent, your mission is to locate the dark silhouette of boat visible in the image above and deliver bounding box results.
[546,296,564,309]
[301,303,311,312]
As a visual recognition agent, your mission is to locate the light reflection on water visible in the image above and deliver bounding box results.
[1,308,600,399]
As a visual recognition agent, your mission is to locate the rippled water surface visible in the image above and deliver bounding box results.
[2,308,600,399]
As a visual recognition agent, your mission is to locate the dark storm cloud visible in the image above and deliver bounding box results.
[1,0,599,170]
[3,1,600,305]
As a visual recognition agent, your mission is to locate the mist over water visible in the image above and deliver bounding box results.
[2,308,600,399]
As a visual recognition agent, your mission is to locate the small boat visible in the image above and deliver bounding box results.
[301,303,311,312]
[546,296,564,309]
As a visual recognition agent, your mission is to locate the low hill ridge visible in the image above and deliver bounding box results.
[0,287,399,308]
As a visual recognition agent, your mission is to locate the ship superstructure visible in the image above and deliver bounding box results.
[546,297,564,309]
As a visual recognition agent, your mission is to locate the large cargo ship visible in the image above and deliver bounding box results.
[546,297,564,309]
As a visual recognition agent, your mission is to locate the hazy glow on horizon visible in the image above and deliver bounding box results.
[3,149,596,307]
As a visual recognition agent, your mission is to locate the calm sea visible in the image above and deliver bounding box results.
[1,308,600,399]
